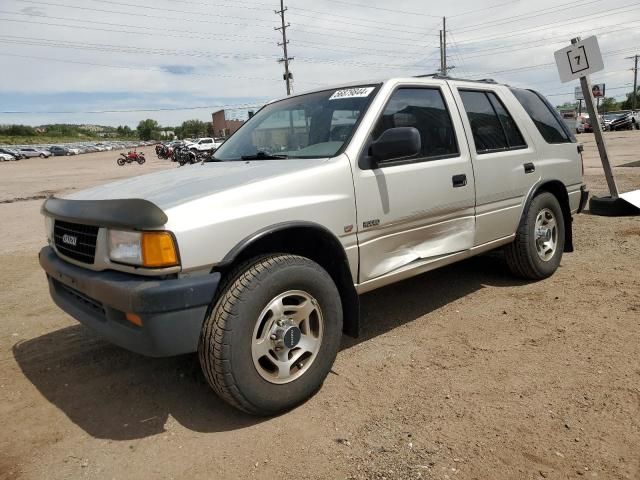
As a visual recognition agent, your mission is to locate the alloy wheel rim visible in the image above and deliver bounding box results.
[251,290,324,384]
[534,208,557,261]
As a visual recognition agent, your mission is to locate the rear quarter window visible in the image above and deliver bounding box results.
[510,88,575,144]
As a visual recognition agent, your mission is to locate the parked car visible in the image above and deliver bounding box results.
[609,111,639,131]
[39,76,587,415]
[19,147,51,158]
[600,113,620,131]
[0,152,16,161]
[48,146,73,156]
[189,137,223,152]
[575,115,591,133]
[0,147,25,159]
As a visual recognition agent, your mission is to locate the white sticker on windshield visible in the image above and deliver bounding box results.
[329,87,375,100]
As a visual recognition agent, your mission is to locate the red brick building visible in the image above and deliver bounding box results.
[211,109,245,138]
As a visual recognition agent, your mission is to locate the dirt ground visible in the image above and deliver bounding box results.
[0,136,638,480]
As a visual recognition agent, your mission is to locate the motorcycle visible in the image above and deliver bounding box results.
[117,150,146,166]
[156,144,174,159]
[172,144,197,166]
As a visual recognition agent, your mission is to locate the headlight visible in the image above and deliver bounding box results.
[108,229,179,268]
[44,216,53,244]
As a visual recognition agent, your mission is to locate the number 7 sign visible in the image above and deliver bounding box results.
[554,36,604,83]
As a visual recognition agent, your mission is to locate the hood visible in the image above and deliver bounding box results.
[65,159,328,210]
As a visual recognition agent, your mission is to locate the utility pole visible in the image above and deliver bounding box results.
[626,54,639,111]
[442,16,447,75]
[439,17,453,76]
[275,0,293,95]
[439,30,443,74]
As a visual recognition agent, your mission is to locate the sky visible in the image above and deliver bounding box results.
[0,0,638,127]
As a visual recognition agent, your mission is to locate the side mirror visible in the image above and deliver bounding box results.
[370,127,421,164]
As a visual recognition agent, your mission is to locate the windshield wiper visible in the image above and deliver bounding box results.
[241,151,289,160]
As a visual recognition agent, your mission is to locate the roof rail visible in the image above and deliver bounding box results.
[414,73,498,84]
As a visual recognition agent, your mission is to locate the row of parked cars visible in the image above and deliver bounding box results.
[575,111,639,133]
[0,140,158,161]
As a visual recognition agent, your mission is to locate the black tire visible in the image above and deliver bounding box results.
[505,192,565,280]
[39,153,45,158]
[117,158,125,166]
[199,254,343,415]
[589,195,638,216]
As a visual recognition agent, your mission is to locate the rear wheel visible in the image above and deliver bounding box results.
[505,192,565,280]
[199,254,343,415]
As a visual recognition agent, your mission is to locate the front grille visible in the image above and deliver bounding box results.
[54,220,99,264]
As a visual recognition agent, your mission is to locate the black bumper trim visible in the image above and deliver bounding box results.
[39,246,220,357]
[578,185,589,214]
[42,197,168,229]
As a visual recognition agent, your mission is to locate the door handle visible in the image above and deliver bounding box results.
[452,174,467,188]
[524,162,535,174]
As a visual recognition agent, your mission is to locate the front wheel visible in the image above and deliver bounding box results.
[199,254,343,415]
[117,158,126,166]
[504,192,565,280]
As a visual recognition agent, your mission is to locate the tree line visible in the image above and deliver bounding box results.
[0,118,216,141]
[136,119,215,141]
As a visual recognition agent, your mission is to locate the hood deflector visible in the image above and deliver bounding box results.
[42,197,168,229]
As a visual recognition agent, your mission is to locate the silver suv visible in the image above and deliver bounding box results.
[39,76,589,415]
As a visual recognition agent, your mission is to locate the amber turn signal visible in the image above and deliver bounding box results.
[141,231,179,267]
[125,312,143,327]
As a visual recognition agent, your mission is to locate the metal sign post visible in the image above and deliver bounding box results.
[555,36,619,198]
[554,35,640,214]
[571,37,619,198]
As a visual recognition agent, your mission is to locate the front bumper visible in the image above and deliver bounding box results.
[39,246,220,357]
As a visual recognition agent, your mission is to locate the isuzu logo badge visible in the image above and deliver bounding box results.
[62,234,77,246]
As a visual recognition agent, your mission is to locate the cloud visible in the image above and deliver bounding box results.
[0,0,638,126]
[160,65,196,75]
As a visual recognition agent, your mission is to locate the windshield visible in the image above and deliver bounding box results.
[212,85,379,161]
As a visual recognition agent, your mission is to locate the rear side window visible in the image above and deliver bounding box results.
[510,88,572,144]
[459,90,526,154]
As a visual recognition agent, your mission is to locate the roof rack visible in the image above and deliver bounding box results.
[414,73,498,84]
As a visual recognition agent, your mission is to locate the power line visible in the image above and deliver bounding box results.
[12,0,435,47]
[292,25,433,48]
[0,13,427,59]
[288,10,430,35]
[454,0,594,33]
[321,0,440,18]
[0,11,278,45]
[455,3,640,45]
[0,102,267,114]
[448,0,521,18]
[544,85,631,97]
[16,0,275,25]
[289,7,429,32]
[0,35,423,70]
[0,51,315,83]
